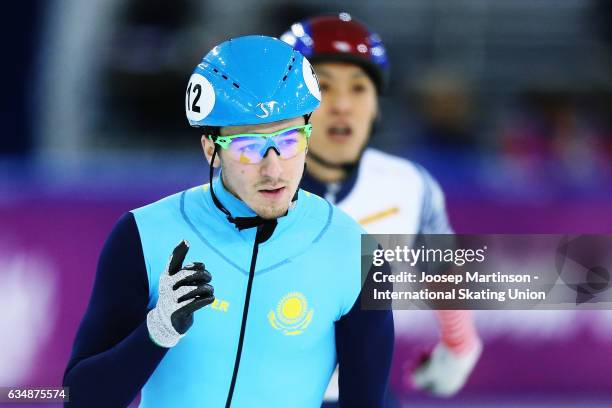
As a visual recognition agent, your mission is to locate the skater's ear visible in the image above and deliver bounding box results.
[201,135,221,168]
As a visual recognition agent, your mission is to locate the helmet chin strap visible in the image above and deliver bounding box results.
[208,145,296,232]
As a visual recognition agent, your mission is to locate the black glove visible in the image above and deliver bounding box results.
[147,240,214,347]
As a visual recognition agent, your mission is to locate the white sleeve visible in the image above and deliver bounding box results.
[415,165,454,234]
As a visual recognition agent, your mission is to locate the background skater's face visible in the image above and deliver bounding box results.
[202,116,307,219]
[309,62,378,165]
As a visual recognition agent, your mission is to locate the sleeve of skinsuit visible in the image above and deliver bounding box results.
[415,164,454,235]
[335,261,394,407]
[63,212,169,407]
[414,165,479,354]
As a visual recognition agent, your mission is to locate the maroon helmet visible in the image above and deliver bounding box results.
[281,12,389,93]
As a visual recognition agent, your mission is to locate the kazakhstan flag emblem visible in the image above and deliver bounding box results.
[268,292,313,336]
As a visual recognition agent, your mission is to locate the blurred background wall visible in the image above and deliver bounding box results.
[1,0,612,406]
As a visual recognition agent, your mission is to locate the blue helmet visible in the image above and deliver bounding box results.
[185,35,321,127]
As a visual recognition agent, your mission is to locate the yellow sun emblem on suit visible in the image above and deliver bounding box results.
[268,292,313,336]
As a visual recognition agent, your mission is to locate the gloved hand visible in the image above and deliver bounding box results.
[410,340,482,397]
[147,240,214,348]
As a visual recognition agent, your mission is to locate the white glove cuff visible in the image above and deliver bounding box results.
[147,307,183,348]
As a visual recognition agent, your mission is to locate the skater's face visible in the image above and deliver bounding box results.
[309,62,378,165]
[202,116,307,219]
